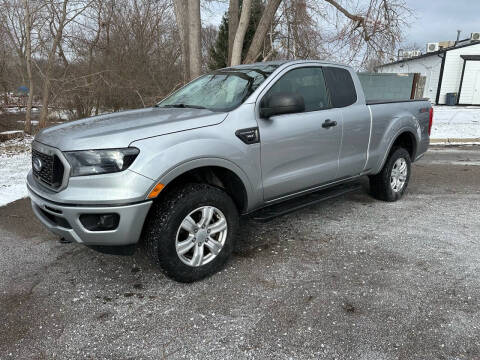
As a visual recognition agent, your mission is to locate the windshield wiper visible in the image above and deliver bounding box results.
[160,103,207,110]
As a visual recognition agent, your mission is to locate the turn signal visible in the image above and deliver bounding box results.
[147,183,165,199]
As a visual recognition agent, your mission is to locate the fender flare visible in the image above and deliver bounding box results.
[375,128,419,173]
[153,157,255,208]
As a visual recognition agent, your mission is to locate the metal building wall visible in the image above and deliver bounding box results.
[439,43,480,104]
[376,55,442,103]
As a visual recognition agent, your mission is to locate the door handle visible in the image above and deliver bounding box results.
[322,119,337,128]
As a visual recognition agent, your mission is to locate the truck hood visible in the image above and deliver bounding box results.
[35,107,228,151]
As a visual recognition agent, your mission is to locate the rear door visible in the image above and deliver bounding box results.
[323,67,370,177]
[257,65,343,201]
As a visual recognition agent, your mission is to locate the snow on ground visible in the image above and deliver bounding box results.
[431,106,480,141]
[0,136,33,207]
[17,120,39,125]
[0,130,23,135]
[48,109,71,121]
[0,107,39,114]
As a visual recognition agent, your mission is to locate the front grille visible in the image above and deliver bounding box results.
[32,149,65,189]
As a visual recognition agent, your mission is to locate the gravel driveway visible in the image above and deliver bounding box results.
[1,147,479,359]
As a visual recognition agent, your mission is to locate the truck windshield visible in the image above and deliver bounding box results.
[156,64,280,112]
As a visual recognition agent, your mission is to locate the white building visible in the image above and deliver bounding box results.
[377,39,480,105]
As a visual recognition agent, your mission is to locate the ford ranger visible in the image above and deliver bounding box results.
[27,60,433,282]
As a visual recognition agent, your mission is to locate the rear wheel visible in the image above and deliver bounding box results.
[142,183,238,282]
[369,147,411,202]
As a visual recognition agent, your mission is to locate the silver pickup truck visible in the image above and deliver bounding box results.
[27,60,433,282]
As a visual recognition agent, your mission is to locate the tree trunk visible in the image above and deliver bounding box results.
[39,24,64,128]
[227,0,239,65]
[23,0,33,134]
[244,0,282,64]
[188,0,202,80]
[230,0,252,66]
[173,0,190,82]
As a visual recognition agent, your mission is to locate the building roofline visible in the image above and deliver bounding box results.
[376,40,480,68]
[461,55,480,61]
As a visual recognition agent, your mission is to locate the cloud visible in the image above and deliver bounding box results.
[402,0,480,49]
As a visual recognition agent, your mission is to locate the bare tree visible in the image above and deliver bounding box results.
[230,0,252,66]
[23,0,34,134]
[243,0,282,63]
[38,0,93,128]
[1,0,27,83]
[0,0,45,133]
[227,0,239,64]
[174,0,190,81]
[318,0,410,67]
[0,31,12,107]
[188,0,202,79]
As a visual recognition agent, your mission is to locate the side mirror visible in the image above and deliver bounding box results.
[260,92,305,118]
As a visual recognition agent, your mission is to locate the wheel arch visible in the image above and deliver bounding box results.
[375,129,418,174]
[152,159,253,214]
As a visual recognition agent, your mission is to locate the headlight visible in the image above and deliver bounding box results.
[64,148,140,177]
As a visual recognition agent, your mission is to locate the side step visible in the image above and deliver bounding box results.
[250,182,362,222]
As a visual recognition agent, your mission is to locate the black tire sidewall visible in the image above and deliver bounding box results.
[382,148,411,201]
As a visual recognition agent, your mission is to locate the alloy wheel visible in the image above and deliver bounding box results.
[175,206,228,267]
[390,157,408,192]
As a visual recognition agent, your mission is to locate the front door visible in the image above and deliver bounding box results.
[460,61,480,105]
[257,66,343,201]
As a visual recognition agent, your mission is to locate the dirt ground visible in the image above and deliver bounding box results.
[1,147,479,359]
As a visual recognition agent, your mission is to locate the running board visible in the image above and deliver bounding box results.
[250,182,362,222]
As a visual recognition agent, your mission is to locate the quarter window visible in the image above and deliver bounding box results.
[265,67,331,112]
[323,67,357,108]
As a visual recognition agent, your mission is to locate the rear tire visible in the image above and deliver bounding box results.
[369,147,411,202]
[142,183,238,283]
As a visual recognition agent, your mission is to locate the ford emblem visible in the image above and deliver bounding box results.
[33,157,43,172]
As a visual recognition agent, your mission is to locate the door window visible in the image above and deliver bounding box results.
[265,67,331,112]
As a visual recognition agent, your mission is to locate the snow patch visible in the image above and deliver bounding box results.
[0,137,33,207]
[48,109,71,121]
[431,106,480,140]
[17,120,39,125]
[0,152,31,207]
[0,130,23,135]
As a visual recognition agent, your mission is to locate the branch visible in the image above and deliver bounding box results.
[323,0,371,41]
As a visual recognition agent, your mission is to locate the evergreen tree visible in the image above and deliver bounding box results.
[208,15,229,70]
[208,0,264,70]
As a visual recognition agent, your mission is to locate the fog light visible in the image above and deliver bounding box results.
[79,214,120,231]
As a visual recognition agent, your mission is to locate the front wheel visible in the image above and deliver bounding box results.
[369,147,411,202]
[142,183,239,282]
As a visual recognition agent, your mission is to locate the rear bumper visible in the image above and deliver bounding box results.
[28,186,152,246]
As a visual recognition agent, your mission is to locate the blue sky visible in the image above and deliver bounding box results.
[203,0,480,50]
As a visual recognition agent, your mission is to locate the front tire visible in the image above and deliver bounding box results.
[369,147,411,202]
[142,183,239,283]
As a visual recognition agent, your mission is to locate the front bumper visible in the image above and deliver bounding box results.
[28,186,152,246]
